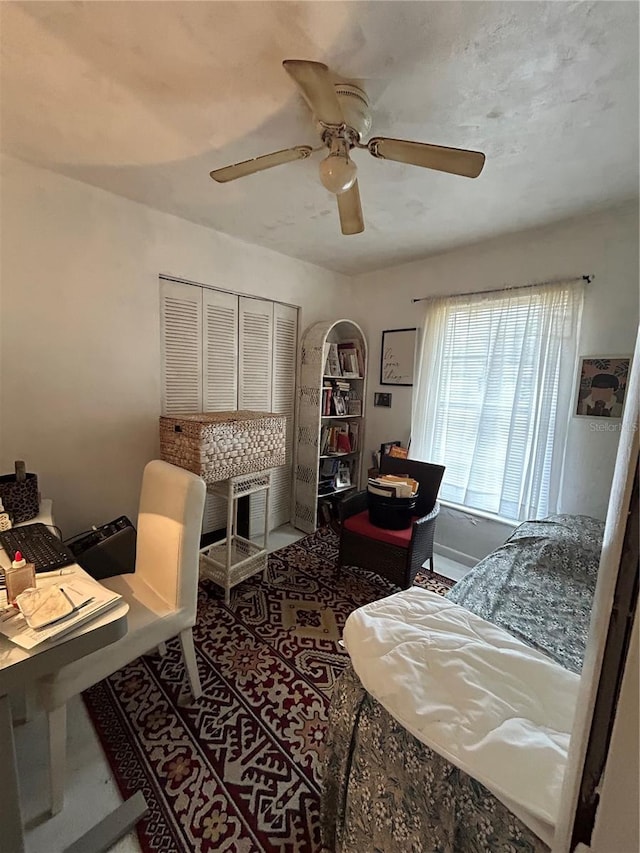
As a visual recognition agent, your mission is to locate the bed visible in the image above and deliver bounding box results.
[320,514,605,853]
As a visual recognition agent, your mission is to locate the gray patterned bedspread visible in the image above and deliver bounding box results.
[321,514,605,853]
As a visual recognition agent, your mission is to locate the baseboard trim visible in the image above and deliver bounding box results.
[434,543,478,568]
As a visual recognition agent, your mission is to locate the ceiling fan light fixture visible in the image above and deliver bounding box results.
[318,137,357,195]
[319,153,357,194]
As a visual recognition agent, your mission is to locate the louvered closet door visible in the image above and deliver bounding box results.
[270,303,298,529]
[238,297,273,538]
[201,289,239,535]
[160,281,202,415]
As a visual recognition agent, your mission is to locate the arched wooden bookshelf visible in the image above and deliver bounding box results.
[294,319,368,533]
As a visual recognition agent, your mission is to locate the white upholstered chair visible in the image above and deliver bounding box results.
[38,460,206,814]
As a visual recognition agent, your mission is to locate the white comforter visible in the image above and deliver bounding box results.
[343,588,580,847]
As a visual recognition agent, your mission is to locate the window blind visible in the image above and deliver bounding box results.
[411,281,584,520]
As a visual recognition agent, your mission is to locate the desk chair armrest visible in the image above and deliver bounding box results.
[339,490,369,522]
[414,501,440,529]
[408,502,440,579]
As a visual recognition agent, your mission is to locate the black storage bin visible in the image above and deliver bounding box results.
[368,491,418,530]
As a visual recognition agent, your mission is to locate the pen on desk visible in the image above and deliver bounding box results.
[37,568,75,579]
[60,587,95,613]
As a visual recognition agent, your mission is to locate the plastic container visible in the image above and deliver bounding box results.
[4,551,36,604]
[367,492,417,530]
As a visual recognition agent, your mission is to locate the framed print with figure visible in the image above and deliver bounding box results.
[574,355,631,418]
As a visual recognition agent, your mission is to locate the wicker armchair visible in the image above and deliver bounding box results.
[338,456,445,588]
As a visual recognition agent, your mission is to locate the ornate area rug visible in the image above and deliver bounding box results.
[83,526,455,852]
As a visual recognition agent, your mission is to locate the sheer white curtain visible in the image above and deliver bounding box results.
[411,281,585,520]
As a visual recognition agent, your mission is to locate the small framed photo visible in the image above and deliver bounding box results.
[333,395,347,416]
[574,355,631,418]
[336,467,351,489]
[374,392,392,408]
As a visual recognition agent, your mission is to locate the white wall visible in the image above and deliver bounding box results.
[0,155,350,535]
[350,203,639,562]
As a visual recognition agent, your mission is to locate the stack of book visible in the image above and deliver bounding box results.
[320,421,359,455]
[367,474,419,499]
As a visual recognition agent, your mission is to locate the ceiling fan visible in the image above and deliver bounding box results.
[209,60,486,236]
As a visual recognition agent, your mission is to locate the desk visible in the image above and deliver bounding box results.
[0,551,129,852]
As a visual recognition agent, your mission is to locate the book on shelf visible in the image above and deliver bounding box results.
[320,457,340,477]
[337,343,359,377]
[321,421,354,454]
[322,386,333,415]
[317,497,344,527]
[337,341,365,378]
[318,500,334,526]
[322,342,331,373]
[324,343,341,377]
[336,427,351,453]
[318,480,337,496]
[347,399,362,416]
[349,422,359,452]
[320,420,360,455]
[323,378,352,416]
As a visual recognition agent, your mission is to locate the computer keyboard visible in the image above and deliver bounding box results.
[0,523,75,573]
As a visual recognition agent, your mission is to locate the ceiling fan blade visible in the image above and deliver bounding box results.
[337,181,364,235]
[282,59,344,126]
[210,146,313,183]
[368,137,485,178]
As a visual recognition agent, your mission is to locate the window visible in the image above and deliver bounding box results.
[411,281,585,520]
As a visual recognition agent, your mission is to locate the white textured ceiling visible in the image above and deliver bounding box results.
[1,1,638,275]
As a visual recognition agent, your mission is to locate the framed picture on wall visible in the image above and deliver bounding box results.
[380,328,417,386]
[374,392,392,407]
[573,355,631,418]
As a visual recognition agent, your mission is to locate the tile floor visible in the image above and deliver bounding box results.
[19,525,469,852]
[432,550,474,582]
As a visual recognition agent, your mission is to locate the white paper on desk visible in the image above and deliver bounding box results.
[0,577,122,650]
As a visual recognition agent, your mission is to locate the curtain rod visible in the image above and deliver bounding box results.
[411,274,594,304]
